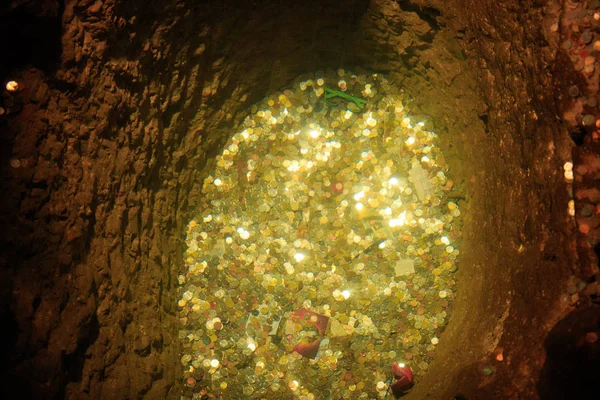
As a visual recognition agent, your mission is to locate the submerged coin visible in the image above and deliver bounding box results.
[178,71,463,399]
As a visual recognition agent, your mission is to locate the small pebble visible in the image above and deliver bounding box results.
[569,86,580,97]
[10,159,20,168]
[576,165,588,175]
[579,223,590,234]
[581,204,594,217]
[571,293,580,303]
[564,40,573,49]
[583,114,596,126]
[482,366,494,376]
[582,31,594,45]
[588,97,598,107]
[586,332,599,344]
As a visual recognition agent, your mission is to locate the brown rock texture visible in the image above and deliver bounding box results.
[0,0,589,399]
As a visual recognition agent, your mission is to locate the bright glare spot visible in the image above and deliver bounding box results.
[5,81,18,92]
[237,228,250,239]
[389,212,407,227]
[289,380,299,391]
[421,156,430,163]
[563,161,573,171]
[564,170,574,181]
[441,236,450,245]
[431,337,439,345]
[354,191,365,201]
[210,359,220,368]
[379,241,386,249]
[405,137,416,145]
[398,362,405,368]
[214,178,222,186]
[355,202,364,211]
[294,253,305,262]
[342,290,351,299]
[388,177,399,185]
[287,161,301,172]
[309,129,320,138]
[384,207,392,215]
[247,342,256,351]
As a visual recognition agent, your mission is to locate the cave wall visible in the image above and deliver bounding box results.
[404,0,576,398]
[0,0,579,399]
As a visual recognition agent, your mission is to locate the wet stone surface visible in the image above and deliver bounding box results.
[178,72,463,399]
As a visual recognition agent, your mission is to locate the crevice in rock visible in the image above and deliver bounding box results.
[396,0,442,31]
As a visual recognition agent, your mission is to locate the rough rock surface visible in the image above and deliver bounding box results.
[0,0,588,399]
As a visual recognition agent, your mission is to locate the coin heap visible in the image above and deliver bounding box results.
[179,71,462,399]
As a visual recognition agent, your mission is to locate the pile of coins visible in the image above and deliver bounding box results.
[179,71,462,399]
